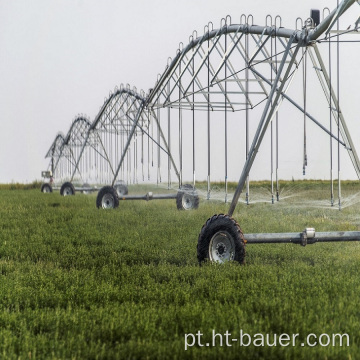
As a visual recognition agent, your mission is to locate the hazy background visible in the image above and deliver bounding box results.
[0,0,359,184]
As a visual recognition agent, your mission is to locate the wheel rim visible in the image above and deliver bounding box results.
[63,187,72,196]
[115,186,124,197]
[182,193,194,210]
[102,193,115,209]
[209,231,235,263]
[42,186,50,193]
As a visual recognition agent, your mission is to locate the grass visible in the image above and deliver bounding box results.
[0,181,360,359]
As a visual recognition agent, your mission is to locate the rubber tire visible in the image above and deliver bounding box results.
[176,185,199,210]
[60,182,75,196]
[114,183,128,196]
[41,183,53,193]
[96,186,119,209]
[180,184,194,190]
[197,214,246,264]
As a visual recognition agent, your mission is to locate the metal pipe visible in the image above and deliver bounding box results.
[168,84,171,189]
[245,230,360,244]
[270,35,274,204]
[157,106,161,185]
[117,193,178,201]
[179,60,183,188]
[307,0,357,42]
[225,26,228,203]
[207,31,211,200]
[192,57,196,188]
[329,31,334,207]
[337,4,342,210]
[245,32,250,205]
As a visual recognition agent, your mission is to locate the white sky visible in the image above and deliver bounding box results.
[0,0,359,183]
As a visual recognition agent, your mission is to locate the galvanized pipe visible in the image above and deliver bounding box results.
[245,230,360,244]
[117,193,178,201]
[307,0,357,42]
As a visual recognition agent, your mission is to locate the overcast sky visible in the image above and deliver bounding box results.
[0,0,359,184]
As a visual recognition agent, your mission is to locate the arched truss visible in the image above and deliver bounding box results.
[45,132,65,159]
[45,115,92,182]
[148,21,299,112]
[45,132,65,177]
[45,0,359,207]
[148,0,358,112]
[68,84,179,185]
[143,0,360,205]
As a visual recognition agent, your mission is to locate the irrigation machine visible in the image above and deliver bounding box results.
[42,85,200,210]
[42,0,360,263]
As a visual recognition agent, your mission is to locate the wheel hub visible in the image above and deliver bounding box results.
[182,194,194,210]
[216,242,226,257]
[102,194,114,209]
[209,231,235,263]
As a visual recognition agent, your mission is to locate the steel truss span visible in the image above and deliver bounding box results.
[45,0,360,210]
[43,0,360,261]
[46,85,165,187]
[45,115,91,183]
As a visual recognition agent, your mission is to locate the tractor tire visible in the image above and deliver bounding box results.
[114,183,128,197]
[41,183,53,193]
[60,182,75,196]
[197,214,246,264]
[96,186,119,209]
[176,184,199,210]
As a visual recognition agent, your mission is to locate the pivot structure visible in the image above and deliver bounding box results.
[42,0,360,254]
[43,85,200,210]
[145,1,360,204]
[44,1,359,206]
[43,85,151,193]
[190,0,360,263]
[42,115,93,194]
[43,85,171,194]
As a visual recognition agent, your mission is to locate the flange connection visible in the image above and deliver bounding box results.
[300,227,316,246]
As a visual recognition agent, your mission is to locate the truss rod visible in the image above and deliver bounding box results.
[228,34,300,217]
[310,44,360,179]
[149,108,181,184]
[251,68,347,148]
[111,102,145,187]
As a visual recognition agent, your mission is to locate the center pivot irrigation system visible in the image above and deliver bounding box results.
[42,86,200,210]
[43,0,360,263]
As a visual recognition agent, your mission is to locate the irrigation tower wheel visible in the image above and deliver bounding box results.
[60,182,75,196]
[96,186,119,209]
[176,184,199,210]
[114,181,128,196]
[41,183,53,193]
[197,214,246,264]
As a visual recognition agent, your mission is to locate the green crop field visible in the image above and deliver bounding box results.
[0,181,360,359]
